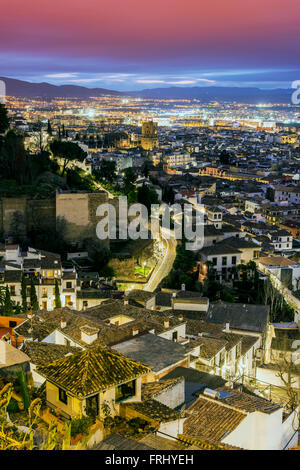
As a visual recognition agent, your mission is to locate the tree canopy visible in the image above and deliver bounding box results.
[0,104,9,135]
[94,160,117,182]
[50,140,87,176]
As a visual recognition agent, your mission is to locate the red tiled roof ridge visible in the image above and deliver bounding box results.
[188,394,248,415]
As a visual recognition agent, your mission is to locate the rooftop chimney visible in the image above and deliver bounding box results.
[0,340,6,365]
[225,320,230,333]
[178,314,184,322]
[164,318,170,329]
[60,317,67,329]
[80,325,99,345]
[132,326,139,336]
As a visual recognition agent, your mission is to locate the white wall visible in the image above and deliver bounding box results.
[157,324,186,341]
[158,418,185,440]
[154,379,185,409]
[224,408,297,450]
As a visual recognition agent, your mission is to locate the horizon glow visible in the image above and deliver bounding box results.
[0,0,299,90]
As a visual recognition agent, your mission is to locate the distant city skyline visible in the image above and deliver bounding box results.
[1,0,299,91]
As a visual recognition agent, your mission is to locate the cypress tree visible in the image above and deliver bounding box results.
[0,103,10,134]
[47,119,52,136]
[4,286,13,315]
[30,279,39,311]
[54,279,61,308]
[21,274,27,312]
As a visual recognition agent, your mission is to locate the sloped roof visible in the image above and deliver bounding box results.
[259,256,295,267]
[91,434,153,450]
[183,396,247,441]
[21,341,80,366]
[0,340,30,368]
[216,388,281,414]
[37,346,150,398]
[141,377,184,401]
[206,302,269,333]
[112,333,189,372]
[125,399,180,423]
[188,336,227,359]
[140,434,189,450]
[200,243,241,256]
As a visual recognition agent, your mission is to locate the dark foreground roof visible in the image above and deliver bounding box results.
[206,301,269,333]
[91,434,153,450]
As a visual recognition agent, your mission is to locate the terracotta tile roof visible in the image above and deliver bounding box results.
[178,434,242,450]
[37,346,150,398]
[185,320,242,351]
[21,341,80,366]
[0,340,30,368]
[13,307,173,349]
[127,290,155,302]
[259,256,295,268]
[183,396,247,442]
[141,378,184,401]
[140,434,189,450]
[241,335,259,355]
[216,388,281,414]
[124,399,180,423]
[187,336,227,359]
[82,299,183,333]
[92,433,153,450]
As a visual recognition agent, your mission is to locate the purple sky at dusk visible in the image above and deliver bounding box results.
[1,0,299,90]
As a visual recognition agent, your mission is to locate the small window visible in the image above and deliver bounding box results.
[232,256,237,265]
[116,380,136,402]
[58,387,68,405]
[66,281,72,289]
[222,256,227,266]
[10,286,16,296]
[172,331,178,341]
[212,257,217,266]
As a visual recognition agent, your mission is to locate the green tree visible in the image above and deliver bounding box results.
[0,286,6,307]
[30,279,39,311]
[0,103,10,135]
[94,160,117,182]
[4,286,13,315]
[100,265,115,280]
[137,184,159,211]
[141,159,151,178]
[47,120,52,136]
[50,140,87,176]
[0,131,27,182]
[21,274,27,313]
[123,167,137,194]
[54,279,61,308]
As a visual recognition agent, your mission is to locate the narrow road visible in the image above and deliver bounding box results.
[144,228,177,292]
